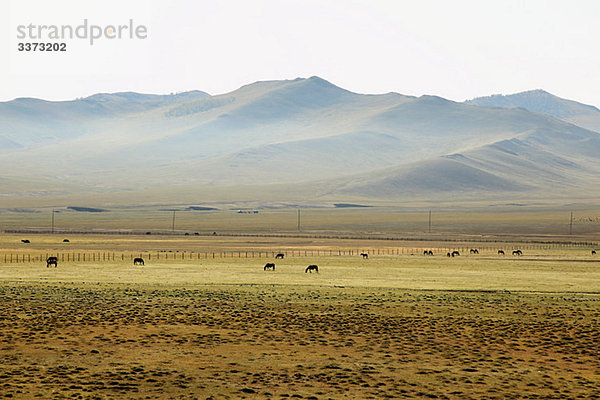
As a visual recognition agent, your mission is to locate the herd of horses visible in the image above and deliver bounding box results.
[33,246,599,268]
[434,249,522,257]
[261,248,540,272]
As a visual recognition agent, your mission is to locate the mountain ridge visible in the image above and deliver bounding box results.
[1,77,599,206]
[466,90,600,133]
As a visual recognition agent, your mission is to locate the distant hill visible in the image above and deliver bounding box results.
[466,90,600,133]
[330,124,600,201]
[0,90,210,150]
[0,78,599,206]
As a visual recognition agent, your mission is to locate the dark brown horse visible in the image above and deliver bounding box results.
[264,263,275,271]
[360,253,369,259]
[469,249,479,254]
[133,257,145,265]
[512,250,522,256]
[498,250,505,255]
[451,251,460,257]
[46,256,58,268]
[305,265,319,273]
[275,253,285,259]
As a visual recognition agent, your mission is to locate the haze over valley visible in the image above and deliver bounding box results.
[1,77,599,207]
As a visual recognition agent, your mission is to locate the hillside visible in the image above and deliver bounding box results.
[0,78,599,206]
[466,90,600,133]
[330,124,600,202]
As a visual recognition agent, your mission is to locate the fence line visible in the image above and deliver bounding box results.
[0,242,596,264]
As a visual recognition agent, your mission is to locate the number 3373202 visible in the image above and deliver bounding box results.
[17,43,67,51]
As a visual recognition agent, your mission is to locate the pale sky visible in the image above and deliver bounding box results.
[2,0,599,107]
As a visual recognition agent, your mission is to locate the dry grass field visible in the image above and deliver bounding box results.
[2,205,600,236]
[0,232,599,399]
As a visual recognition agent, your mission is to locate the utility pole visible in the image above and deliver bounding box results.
[428,210,432,233]
[172,210,176,232]
[297,209,301,232]
[569,211,573,235]
[51,208,55,234]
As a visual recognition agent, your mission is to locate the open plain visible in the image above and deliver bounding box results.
[0,231,599,399]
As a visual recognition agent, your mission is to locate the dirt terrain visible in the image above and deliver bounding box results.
[1,283,600,399]
[0,233,599,399]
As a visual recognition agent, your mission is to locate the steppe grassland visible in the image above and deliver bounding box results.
[0,253,599,293]
[0,231,599,399]
[2,206,600,235]
[1,283,599,399]
[0,229,595,246]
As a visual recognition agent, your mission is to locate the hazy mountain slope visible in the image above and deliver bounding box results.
[358,95,580,159]
[0,77,415,174]
[1,77,599,204]
[148,131,409,185]
[5,76,568,180]
[451,126,600,188]
[331,124,600,200]
[148,77,413,157]
[333,158,526,198]
[466,90,600,133]
[0,91,210,151]
[143,94,599,187]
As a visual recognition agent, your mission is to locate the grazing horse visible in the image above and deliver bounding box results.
[360,253,369,259]
[264,263,275,271]
[21,239,30,243]
[428,250,433,256]
[592,250,597,255]
[451,251,460,257]
[498,250,505,255]
[133,257,145,265]
[275,253,285,259]
[447,252,451,257]
[46,256,58,268]
[512,250,522,256]
[305,265,319,273]
[469,248,479,254]
[63,239,70,243]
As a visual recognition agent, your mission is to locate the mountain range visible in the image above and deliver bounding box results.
[1,77,599,206]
